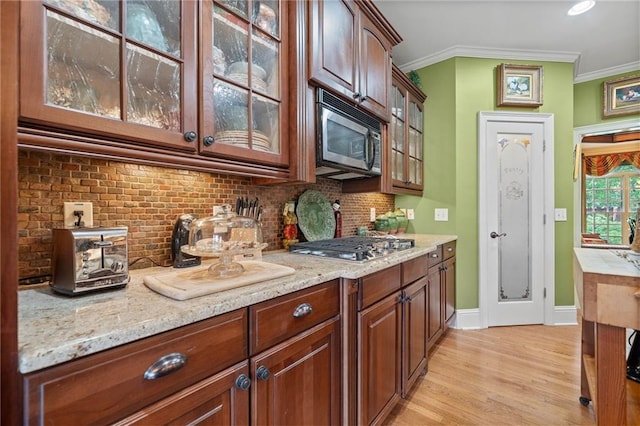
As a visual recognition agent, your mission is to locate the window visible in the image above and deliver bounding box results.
[584,163,640,244]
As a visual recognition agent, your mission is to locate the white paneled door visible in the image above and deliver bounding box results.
[478,112,555,327]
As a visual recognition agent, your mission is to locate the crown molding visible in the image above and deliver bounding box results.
[396,45,580,72]
[395,45,639,83]
[573,61,640,83]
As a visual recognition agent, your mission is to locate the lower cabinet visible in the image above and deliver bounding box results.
[249,280,341,425]
[359,289,403,426]
[22,280,340,425]
[348,256,430,426]
[23,309,249,425]
[115,361,250,425]
[427,262,444,349]
[402,276,428,397]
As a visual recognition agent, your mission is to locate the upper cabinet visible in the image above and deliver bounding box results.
[342,65,426,195]
[18,0,301,181]
[308,0,401,121]
[200,0,288,167]
[20,0,198,151]
[390,65,426,194]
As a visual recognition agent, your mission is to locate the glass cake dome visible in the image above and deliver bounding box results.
[181,205,266,277]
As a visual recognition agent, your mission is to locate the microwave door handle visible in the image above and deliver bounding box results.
[365,131,376,171]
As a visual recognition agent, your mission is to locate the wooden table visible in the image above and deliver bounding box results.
[574,248,640,425]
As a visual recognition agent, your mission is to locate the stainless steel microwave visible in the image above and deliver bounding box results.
[315,88,382,179]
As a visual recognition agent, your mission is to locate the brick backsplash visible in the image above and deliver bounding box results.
[18,149,394,279]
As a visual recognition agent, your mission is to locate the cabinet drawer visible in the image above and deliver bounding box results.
[402,254,429,285]
[23,309,248,425]
[360,264,402,309]
[250,280,340,354]
[597,282,640,329]
[427,245,443,268]
[443,241,456,260]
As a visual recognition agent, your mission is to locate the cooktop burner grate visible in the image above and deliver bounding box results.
[289,236,415,261]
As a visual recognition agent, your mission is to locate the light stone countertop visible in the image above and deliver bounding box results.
[18,234,456,374]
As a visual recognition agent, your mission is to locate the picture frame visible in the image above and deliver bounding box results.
[603,74,640,118]
[497,64,543,107]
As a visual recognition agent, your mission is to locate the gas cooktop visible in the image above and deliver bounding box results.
[288,236,415,262]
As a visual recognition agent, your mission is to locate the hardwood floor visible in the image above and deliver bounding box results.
[384,325,640,425]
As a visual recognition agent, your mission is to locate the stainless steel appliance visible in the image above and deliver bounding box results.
[51,227,129,295]
[289,236,415,262]
[315,88,382,179]
[171,214,201,268]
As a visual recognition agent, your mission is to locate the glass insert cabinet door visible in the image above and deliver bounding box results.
[20,0,198,150]
[201,0,288,166]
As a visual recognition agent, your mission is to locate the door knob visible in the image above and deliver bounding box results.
[490,231,507,239]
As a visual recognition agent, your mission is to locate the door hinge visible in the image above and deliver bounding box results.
[543,214,546,225]
[543,139,546,152]
[544,287,547,298]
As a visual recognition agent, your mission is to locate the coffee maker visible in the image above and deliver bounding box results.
[171,214,201,268]
[628,330,640,383]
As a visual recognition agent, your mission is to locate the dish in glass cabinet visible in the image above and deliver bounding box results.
[296,190,336,241]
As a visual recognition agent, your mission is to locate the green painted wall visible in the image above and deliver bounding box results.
[396,57,575,310]
[574,71,640,127]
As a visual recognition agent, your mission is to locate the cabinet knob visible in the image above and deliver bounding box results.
[256,365,271,381]
[235,374,251,390]
[183,131,197,142]
[431,253,439,258]
[293,302,313,318]
[352,92,361,101]
[447,247,453,252]
[203,135,215,146]
[143,352,187,380]
[360,95,367,102]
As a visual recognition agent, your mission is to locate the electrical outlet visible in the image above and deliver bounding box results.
[407,209,415,220]
[213,205,223,216]
[554,208,567,221]
[64,202,93,228]
[435,208,449,221]
[370,207,376,222]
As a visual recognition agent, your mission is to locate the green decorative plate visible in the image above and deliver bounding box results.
[296,190,336,241]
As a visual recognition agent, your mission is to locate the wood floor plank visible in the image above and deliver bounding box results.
[384,325,639,425]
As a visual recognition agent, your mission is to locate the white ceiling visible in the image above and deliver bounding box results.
[373,0,640,82]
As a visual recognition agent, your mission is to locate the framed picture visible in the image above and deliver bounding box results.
[497,64,543,107]
[603,74,640,118]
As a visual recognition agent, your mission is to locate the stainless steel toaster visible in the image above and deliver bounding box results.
[51,227,129,295]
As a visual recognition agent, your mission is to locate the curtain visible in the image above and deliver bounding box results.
[583,151,640,176]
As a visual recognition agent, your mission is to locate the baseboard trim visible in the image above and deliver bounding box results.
[452,305,577,329]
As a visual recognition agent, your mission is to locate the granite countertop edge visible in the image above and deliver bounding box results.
[18,234,457,373]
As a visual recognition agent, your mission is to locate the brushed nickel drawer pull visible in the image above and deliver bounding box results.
[293,303,313,318]
[144,352,187,380]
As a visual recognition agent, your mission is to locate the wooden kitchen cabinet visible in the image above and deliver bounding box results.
[426,241,457,350]
[443,241,457,327]
[308,0,401,121]
[390,64,427,194]
[249,280,341,425]
[401,276,428,397]
[359,289,403,426]
[344,257,430,425]
[18,0,303,181]
[427,261,443,350]
[22,309,249,425]
[114,361,250,425]
[20,0,198,152]
[250,319,341,425]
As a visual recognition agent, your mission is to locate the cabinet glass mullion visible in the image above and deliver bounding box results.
[45,0,186,132]
[212,0,281,154]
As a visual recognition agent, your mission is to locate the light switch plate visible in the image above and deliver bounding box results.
[435,208,448,221]
[370,207,376,222]
[406,209,415,220]
[64,202,93,228]
[554,208,567,221]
